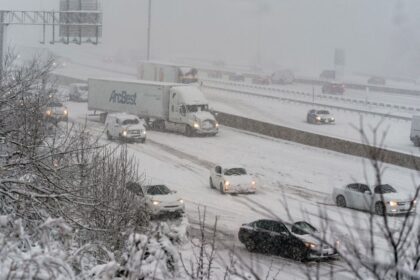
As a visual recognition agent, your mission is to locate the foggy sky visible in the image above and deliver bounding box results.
[2,0,420,78]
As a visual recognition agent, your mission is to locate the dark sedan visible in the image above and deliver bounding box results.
[322,82,345,94]
[238,219,338,261]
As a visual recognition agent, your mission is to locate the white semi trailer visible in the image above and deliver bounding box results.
[88,78,218,137]
[138,61,198,84]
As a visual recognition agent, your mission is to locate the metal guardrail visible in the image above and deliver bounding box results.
[204,78,420,114]
[203,82,412,121]
[215,111,420,171]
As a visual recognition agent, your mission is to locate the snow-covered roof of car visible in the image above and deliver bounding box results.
[217,163,246,170]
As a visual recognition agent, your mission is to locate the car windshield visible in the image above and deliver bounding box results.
[146,185,171,195]
[122,118,140,125]
[291,222,317,235]
[47,102,63,107]
[224,168,247,176]
[374,184,396,194]
[186,104,209,112]
[317,110,330,115]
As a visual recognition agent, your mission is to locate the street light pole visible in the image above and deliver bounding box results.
[146,0,151,60]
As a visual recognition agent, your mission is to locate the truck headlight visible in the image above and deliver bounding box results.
[63,109,68,115]
[152,200,160,206]
[193,122,200,129]
[122,130,128,137]
[389,201,397,207]
[215,122,219,128]
[316,116,321,121]
[178,199,184,204]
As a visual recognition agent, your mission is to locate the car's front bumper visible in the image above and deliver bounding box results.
[307,248,338,260]
[151,204,185,215]
[386,204,416,214]
[224,185,256,194]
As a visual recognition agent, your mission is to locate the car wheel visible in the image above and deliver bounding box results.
[290,246,306,262]
[245,239,256,252]
[336,195,346,207]
[219,183,225,194]
[209,177,215,189]
[185,125,193,137]
[375,202,385,216]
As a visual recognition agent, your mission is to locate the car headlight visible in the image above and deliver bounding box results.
[215,122,219,128]
[152,200,160,206]
[335,240,340,248]
[122,130,128,137]
[224,181,230,186]
[389,201,397,207]
[251,180,256,187]
[193,122,200,129]
[305,242,317,250]
[330,117,335,121]
[46,110,51,116]
[413,200,417,205]
[178,199,184,204]
[315,116,321,120]
[63,109,68,115]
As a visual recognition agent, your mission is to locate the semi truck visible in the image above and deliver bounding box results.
[137,61,198,84]
[88,78,218,137]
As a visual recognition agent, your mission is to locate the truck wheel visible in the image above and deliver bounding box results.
[336,195,346,207]
[100,112,108,123]
[106,131,112,140]
[185,125,193,137]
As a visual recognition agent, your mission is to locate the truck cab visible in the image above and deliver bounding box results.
[167,86,219,136]
[105,113,147,143]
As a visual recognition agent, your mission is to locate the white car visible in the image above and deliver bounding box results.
[105,113,146,143]
[140,184,185,216]
[45,101,68,123]
[209,164,257,194]
[332,183,416,215]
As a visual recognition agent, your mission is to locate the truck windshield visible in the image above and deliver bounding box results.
[186,104,208,112]
[122,118,139,125]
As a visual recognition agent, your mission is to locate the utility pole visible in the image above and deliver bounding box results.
[146,0,152,60]
[0,11,5,81]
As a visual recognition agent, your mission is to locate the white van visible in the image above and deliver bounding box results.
[105,113,147,143]
[410,115,420,146]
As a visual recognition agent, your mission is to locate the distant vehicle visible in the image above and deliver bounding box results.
[207,70,223,79]
[271,70,295,84]
[52,57,69,68]
[228,73,245,82]
[45,101,68,123]
[69,83,88,102]
[322,81,345,94]
[238,219,339,261]
[411,116,420,146]
[367,76,386,85]
[307,109,335,124]
[209,164,256,194]
[332,183,416,215]
[105,113,147,143]
[127,182,185,217]
[319,70,336,80]
[138,61,198,84]
[251,75,270,85]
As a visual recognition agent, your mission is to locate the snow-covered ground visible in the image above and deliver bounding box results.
[66,101,419,278]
